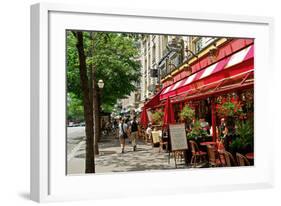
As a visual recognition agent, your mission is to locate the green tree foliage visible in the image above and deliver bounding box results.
[67,32,82,99]
[67,92,84,122]
[66,31,141,117]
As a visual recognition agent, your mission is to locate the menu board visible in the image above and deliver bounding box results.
[151,131,160,144]
[169,124,188,151]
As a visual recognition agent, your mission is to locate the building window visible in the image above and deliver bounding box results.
[162,35,168,56]
[152,44,156,65]
[144,59,147,72]
[194,38,203,54]
[192,37,216,54]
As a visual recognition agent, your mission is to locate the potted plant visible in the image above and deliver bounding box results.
[229,120,254,155]
[186,120,208,141]
[216,97,244,118]
[179,104,195,124]
[152,109,164,126]
[216,96,245,136]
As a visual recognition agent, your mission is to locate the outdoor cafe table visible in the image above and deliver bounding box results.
[200,141,216,146]
[199,141,217,155]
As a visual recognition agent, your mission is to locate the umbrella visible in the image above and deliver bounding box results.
[163,96,175,128]
[140,107,149,129]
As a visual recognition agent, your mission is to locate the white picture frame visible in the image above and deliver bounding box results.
[30,2,275,203]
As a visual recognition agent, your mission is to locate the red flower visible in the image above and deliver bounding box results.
[216,98,245,118]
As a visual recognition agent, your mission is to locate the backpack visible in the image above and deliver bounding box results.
[131,121,138,132]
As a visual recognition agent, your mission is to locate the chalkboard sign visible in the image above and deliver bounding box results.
[169,123,188,151]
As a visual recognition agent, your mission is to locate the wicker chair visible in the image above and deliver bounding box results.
[206,145,223,167]
[219,150,236,167]
[189,140,207,167]
[236,152,250,166]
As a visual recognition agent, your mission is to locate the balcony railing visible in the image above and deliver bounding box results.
[160,69,167,79]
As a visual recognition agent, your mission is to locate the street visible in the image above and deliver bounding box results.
[67,127,187,174]
[67,126,85,156]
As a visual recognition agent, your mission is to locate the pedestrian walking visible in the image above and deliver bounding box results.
[118,117,129,153]
[130,116,139,151]
[145,123,152,143]
[125,117,132,144]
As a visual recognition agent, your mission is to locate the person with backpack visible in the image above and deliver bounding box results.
[130,116,139,151]
[118,117,129,153]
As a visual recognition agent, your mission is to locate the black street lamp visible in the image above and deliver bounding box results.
[97,79,104,141]
[97,79,104,89]
[97,79,104,113]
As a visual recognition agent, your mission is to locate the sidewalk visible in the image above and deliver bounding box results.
[67,134,187,174]
[95,138,178,173]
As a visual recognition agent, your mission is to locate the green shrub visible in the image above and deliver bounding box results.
[229,120,254,151]
[152,109,164,125]
[180,105,195,123]
[187,120,208,140]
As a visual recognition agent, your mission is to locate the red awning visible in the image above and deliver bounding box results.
[160,45,254,100]
[175,81,254,103]
[143,88,164,108]
[139,107,149,128]
[163,97,175,128]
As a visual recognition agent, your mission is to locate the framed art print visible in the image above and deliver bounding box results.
[31,2,274,202]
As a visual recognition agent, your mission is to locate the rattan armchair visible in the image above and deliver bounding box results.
[236,152,250,166]
[206,145,222,167]
[219,150,237,167]
[189,140,207,167]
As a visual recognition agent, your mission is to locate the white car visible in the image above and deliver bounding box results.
[79,122,85,126]
[68,122,74,127]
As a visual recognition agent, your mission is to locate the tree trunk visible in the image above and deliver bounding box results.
[88,32,99,155]
[74,31,95,173]
[92,67,100,154]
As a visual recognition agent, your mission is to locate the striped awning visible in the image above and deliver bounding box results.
[143,88,164,109]
[160,45,254,100]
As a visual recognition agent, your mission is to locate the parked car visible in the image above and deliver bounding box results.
[79,122,85,126]
[68,121,74,127]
